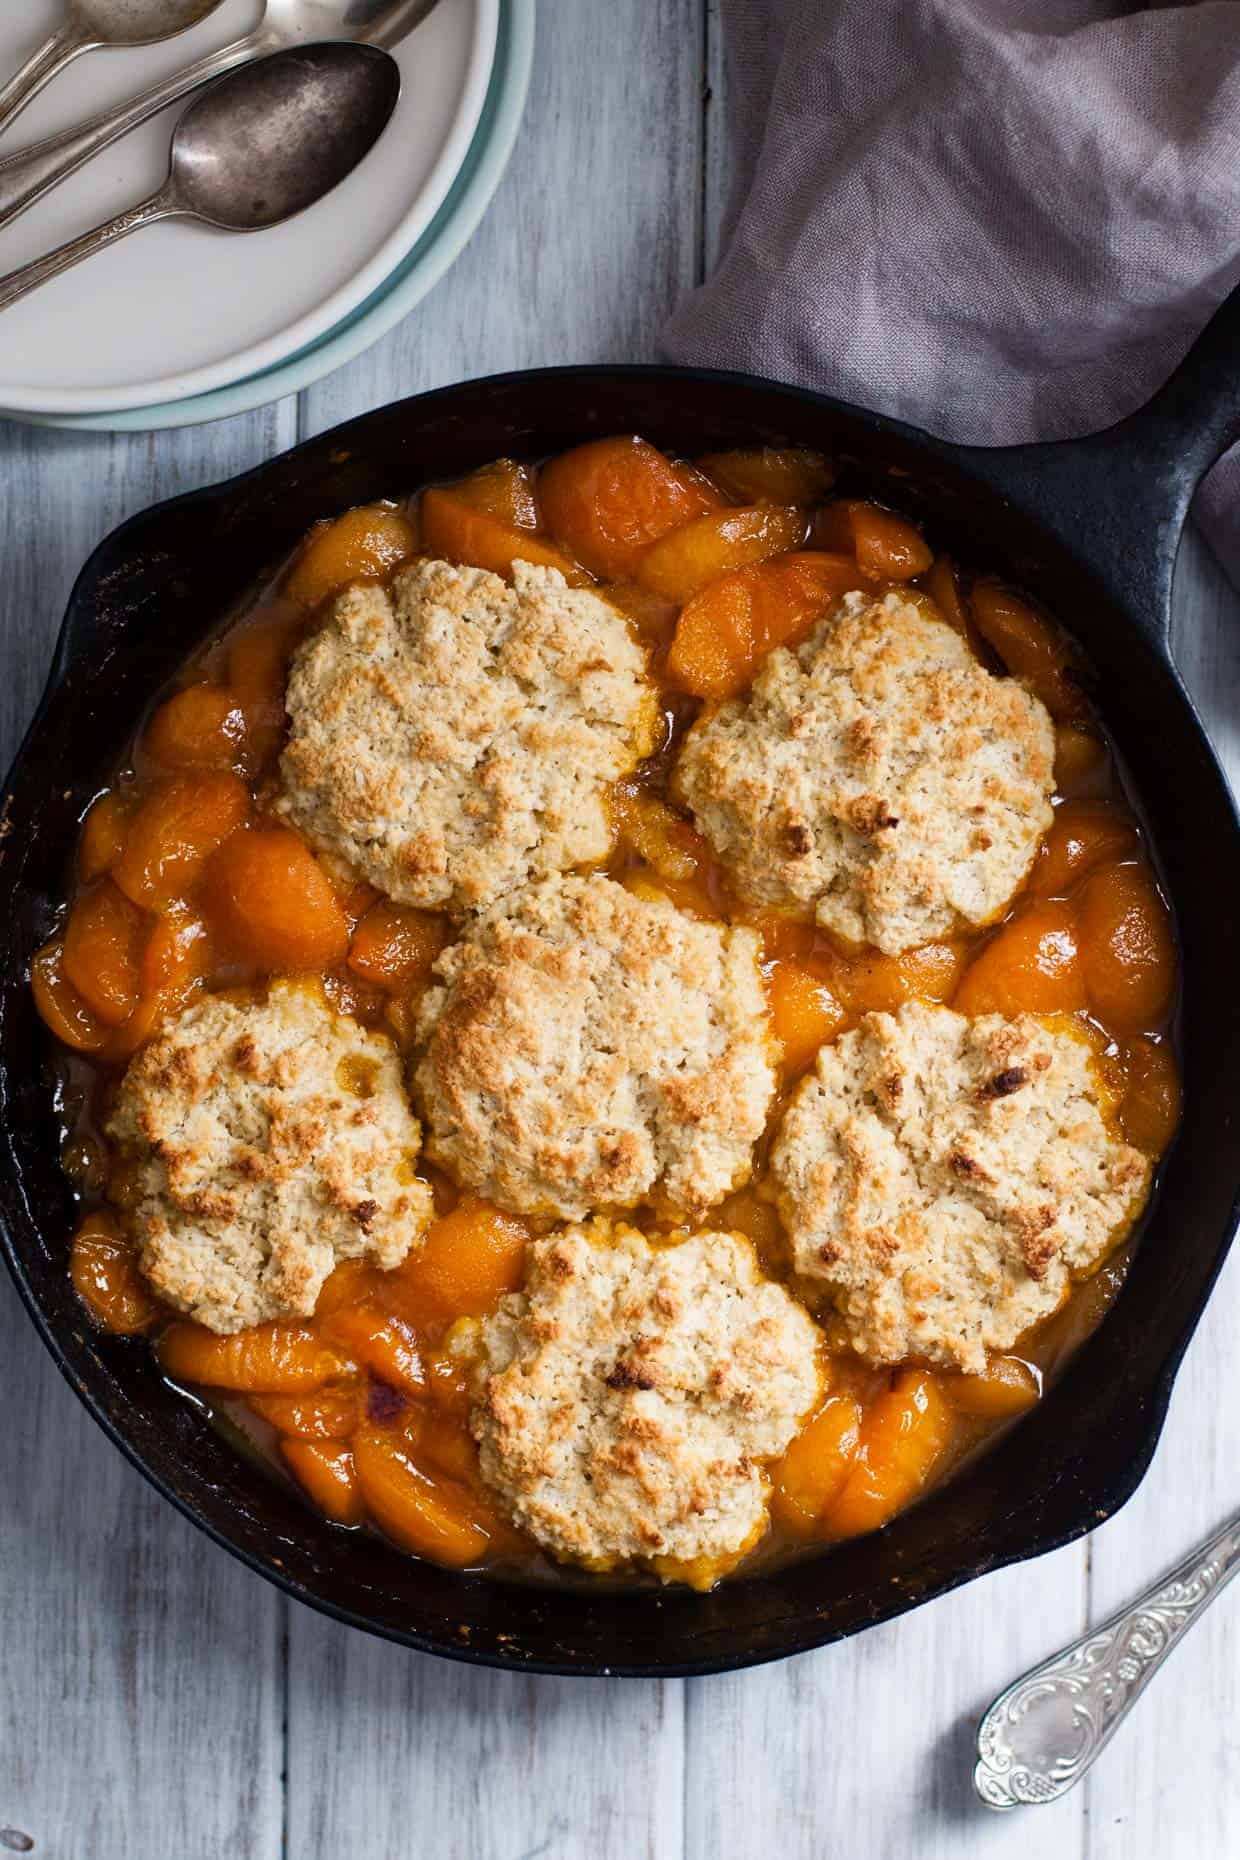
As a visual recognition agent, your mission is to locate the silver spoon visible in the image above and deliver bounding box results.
[974,1504,1240,1808]
[0,0,439,232]
[0,0,224,141]
[0,42,400,316]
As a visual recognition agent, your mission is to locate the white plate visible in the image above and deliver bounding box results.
[0,0,497,414]
[5,0,534,432]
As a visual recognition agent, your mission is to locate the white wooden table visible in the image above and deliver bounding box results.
[3,8,1239,1855]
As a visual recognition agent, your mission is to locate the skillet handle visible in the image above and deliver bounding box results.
[940,281,1240,649]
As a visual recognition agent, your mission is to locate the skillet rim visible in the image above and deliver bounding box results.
[3,360,1238,1678]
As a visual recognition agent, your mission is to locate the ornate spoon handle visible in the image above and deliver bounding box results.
[0,188,178,314]
[974,1510,1240,1809]
[0,24,278,230]
[0,21,96,139]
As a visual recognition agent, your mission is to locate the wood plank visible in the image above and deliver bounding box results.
[702,0,785,276]
[686,23,1240,1843]
[288,1631,684,1860]
[683,1552,1088,1860]
[678,533,1239,1860]
[287,6,705,1851]
[0,405,295,1860]
[299,0,707,435]
[1085,527,1240,1858]
[0,1278,286,1859]
[0,411,295,763]
[682,10,1092,1854]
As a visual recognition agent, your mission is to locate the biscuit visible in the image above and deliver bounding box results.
[413,874,777,1220]
[769,1001,1151,1372]
[106,980,433,1333]
[673,590,1056,955]
[279,557,657,913]
[472,1221,823,1579]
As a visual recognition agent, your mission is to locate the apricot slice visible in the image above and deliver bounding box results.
[941,1355,1040,1418]
[771,1393,863,1536]
[811,499,933,579]
[667,551,860,699]
[62,883,146,1027]
[316,1306,427,1394]
[696,447,835,507]
[540,435,723,579]
[249,1385,362,1439]
[112,772,249,912]
[327,871,379,932]
[836,941,966,1017]
[422,1346,470,1413]
[922,556,987,658]
[79,790,132,882]
[420,486,586,583]
[425,1347,474,1417]
[1119,1036,1181,1154]
[969,581,1087,722]
[766,961,847,1075]
[204,825,349,972]
[104,908,213,1062]
[713,1186,785,1266]
[448,459,540,529]
[320,971,387,1030]
[414,1416,483,1488]
[314,1256,383,1317]
[31,939,111,1053]
[144,684,248,772]
[352,1418,505,1566]
[1032,801,1139,897]
[382,994,421,1053]
[821,1370,955,1538]
[159,1321,348,1393]
[620,865,722,925]
[953,902,1086,1018]
[634,505,807,603]
[347,900,449,994]
[1053,723,1108,794]
[1077,863,1176,1035]
[612,784,717,888]
[280,1439,364,1525]
[70,1211,159,1335]
[285,503,416,609]
[602,581,680,647]
[394,1198,532,1322]
[226,605,302,764]
[741,908,821,966]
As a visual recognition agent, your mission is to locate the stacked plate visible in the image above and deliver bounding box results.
[0,0,533,430]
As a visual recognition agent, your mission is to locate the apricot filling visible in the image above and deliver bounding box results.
[37,434,1179,1586]
[667,551,859,698]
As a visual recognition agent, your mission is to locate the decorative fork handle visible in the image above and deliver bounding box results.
[974,1510,1240,1808]
[0,20,94,140]
[0,23,280,230]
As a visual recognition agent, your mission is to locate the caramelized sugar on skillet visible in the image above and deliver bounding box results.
[36,436,1181,1588]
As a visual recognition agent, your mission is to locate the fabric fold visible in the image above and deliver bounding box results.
[665,0,1240,574]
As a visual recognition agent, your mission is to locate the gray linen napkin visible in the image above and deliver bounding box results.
[664,0,1240,582]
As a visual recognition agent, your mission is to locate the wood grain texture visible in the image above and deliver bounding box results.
[300,0,707,438]
[288,1639,685,1860]
[2,8,1240,1858]
[1084,527,1240,1860]
[288,9,704,1849]
[685,1552,1088,1860]
[0,409,296,1860]
[0,1279,286,1859]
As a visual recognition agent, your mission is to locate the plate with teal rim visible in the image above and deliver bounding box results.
[3,0,533,433]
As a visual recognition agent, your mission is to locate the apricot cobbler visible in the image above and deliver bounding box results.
[38,435,1179,1587]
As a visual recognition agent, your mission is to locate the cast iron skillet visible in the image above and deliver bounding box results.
[3,301,1240,1677]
